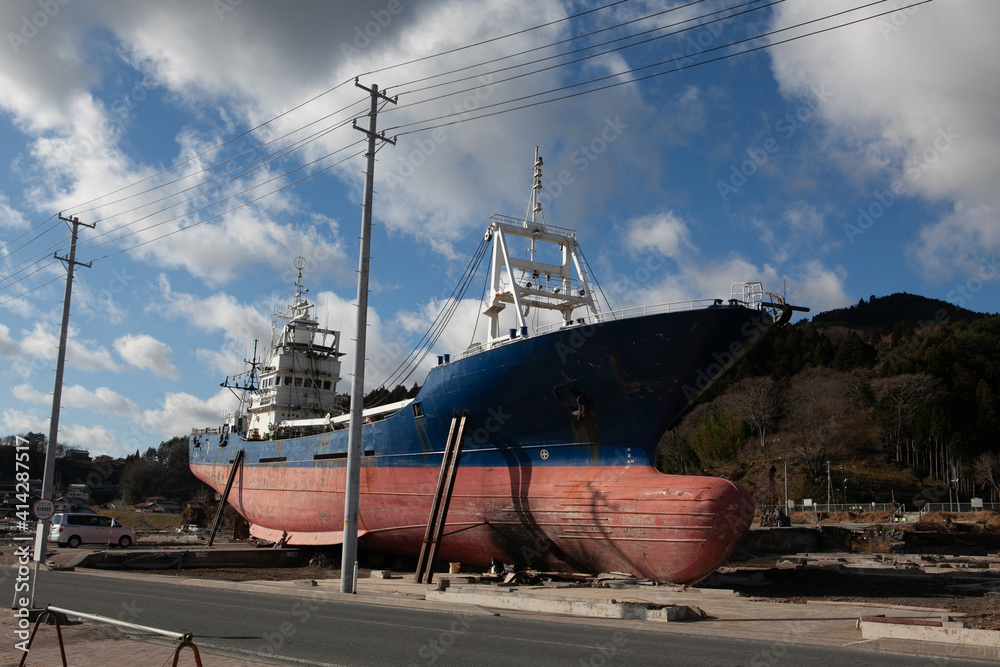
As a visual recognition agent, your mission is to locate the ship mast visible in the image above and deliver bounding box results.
[482,148,602,342]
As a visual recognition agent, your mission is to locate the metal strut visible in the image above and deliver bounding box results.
[415,414,468,584]
[19,606,204,667]
[207,449,244,547]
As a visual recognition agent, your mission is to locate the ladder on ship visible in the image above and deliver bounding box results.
[415,414,467,584]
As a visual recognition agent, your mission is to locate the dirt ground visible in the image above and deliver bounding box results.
[721,555,1000,631]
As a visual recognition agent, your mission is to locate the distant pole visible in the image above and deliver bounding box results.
[341,80,395,594]
[783,459,788,511]
[826,461,832,508]
[32,214,93,605]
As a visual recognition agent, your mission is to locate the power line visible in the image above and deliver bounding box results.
[0,0,934,288]
[387,0,925,136]
[51,4,631,228]
[73,119,361,254]
[388,0,715,95]
[0,1,756,274]
[90,145,368,262]
[359,0,632,79]
[0,270,62,307]
[69,96,369,223]
[0,214,63,255]
[390,0,755,99]
[62,78,359,216]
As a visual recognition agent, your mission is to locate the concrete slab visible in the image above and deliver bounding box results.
[425,587,698,621]
[859,615,1000,648]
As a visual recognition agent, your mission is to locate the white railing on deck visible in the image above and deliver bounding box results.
[450,296,754,363]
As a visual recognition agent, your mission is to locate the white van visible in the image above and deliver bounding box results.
[48,513,136,548]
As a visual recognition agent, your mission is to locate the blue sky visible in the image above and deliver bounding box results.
[1,0,997,457]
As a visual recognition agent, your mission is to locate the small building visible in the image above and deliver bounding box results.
[53,496,91,513]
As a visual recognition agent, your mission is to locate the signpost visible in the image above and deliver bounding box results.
[32,499,55,522]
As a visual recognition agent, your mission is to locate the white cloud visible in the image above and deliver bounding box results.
[1,408,47,434]
[195,347,243,379]
[13,381,138,416]
[0,193,28,230]
[768,0,1000,282]
[615,210,848,317]
[17,323,119,372]
[64,385,140,416]
[139,389,238,437]
[59,424,116,451]
[158,275,270,336]
[0,323,23,357]
[751,202,831,266]
[624,212,694,260]
[114,333,181,380]
[11,383,46,403]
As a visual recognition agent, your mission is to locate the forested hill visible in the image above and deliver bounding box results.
[811,292,987,328]
[657,292,1000,508]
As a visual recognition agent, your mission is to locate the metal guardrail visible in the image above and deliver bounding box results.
[795,503,899,513]
[19,605,203,667]
[920,502,999,513]
[787,501,998,515]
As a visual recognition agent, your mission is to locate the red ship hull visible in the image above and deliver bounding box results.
[192,462,753,583]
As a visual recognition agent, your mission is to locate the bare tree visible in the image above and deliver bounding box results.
[656,427,695,474]
[781,368,861,482]
[973,451,1000,503]
[723,376,783,451]
[870,373,941,462]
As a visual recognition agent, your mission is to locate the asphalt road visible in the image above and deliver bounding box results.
[32,571,990,666]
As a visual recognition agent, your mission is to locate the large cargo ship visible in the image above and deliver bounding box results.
[190,153,800,584]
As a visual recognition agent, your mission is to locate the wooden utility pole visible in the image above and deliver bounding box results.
[32,214,93,604]
[341,79,395,594]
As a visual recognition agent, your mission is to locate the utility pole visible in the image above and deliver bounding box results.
[32,213,93,605]
[780,456,788,512]
[826,460,832,508]
[341,79,395,594]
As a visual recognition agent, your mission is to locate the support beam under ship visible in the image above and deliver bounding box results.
[190,151,805,584]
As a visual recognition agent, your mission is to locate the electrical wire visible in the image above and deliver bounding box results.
[0,273,63,308]
[366,236,491,401]
[388,0,715,95]
[68,96,370,223]
[88,144,367,262]
[388,0,917,136]
[73,120,361,255]
[90,145,368,262]
[389,0,770,100]
[358,0,632,79]
[0,0,935,307]
[0,214,63,255]
[2,0,891,273]
[62,78,358,216]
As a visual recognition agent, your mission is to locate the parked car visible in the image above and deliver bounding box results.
[48,513,136,548]
[176,524,203,534]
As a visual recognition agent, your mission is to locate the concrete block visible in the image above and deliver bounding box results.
[425,589,698,622]
[859,617,1000,648]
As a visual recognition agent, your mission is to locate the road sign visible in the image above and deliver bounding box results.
[32,498,55,521]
